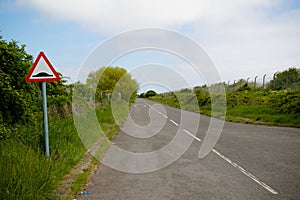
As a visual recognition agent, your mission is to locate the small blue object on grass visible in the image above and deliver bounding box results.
[81,191,89,195]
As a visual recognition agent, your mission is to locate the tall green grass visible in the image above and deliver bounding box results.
[0,116,86,200]
[100,100,129,140]
[0,101,129,199]
[226,105,300,127]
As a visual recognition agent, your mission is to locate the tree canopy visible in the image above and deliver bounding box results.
[0,36,39,125]
[0,35,72,125]
[269,67,300,89]
[86,66,138,102]
[145,90,156,98]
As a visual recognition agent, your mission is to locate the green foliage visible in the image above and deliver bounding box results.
[72,81,94,109]
[268,67,300,89]
[97,101,129,140]
[151,82,300,127]
[0,117,86,200]
[0,36,72,126]
[0,36,40,125]
[47,80,73,117]
[0,101,127,199]
[194,86,211,106]
[145,90,157,98]
[86,66,137,103]
[150,93,179,108]
[0,35,134,199]
[268,89,300,114]
[138,93,145,98]
[0,35,73,142]
[180,88,192,93]
[226,105,300,127]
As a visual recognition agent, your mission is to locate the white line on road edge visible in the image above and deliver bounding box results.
[147,102,168,119]
[212,149,279,195]
[183,129,202,142]
[143,101,278,195]
[170,119,179,126]
[147,103,158,113]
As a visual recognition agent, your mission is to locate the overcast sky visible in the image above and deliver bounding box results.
[1,0,299,93]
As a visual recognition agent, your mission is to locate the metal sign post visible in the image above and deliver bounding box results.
[41,82,50,157]
[26,52,60,157]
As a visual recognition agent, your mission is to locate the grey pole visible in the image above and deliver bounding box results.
[233,80,236,91]
[42,82,50,157]
[263,74,267,89]
[246,77,250,85]
[273,72,278,89]
[254,76,258,89]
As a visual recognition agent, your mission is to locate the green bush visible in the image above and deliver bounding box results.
[145,90,157,98]
[268,89,300,114]
[150,85,300,127]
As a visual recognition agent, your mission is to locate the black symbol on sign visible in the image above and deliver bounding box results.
[32,72,53,77]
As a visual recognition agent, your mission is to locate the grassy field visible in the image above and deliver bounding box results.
[149,88,300,128]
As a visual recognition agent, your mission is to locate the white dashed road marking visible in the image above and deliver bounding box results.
[169,119,179,126]
[212,149,279,195]
[183,129,202,142]
[142,101,278,195]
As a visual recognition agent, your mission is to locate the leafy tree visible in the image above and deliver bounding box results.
[193,86,202,94]
[138,93,145,98]
[0,35,73,125]
[113,72,138,102]
[194,86,210,106]
[86,66,137,103]
[145,90,156,98]
[0,36,40,125]
[268,67,300,89]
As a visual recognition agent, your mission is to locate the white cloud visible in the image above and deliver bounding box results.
[16,0,281,34]
[16,0,201,33]
[194,5,300,81]
[16,0,300,83]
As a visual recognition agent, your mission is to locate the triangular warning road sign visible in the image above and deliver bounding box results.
[26,52,61,82]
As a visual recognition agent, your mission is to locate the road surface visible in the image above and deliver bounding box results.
[77,99,300,200]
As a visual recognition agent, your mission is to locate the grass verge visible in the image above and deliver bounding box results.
[55,101,129,199]
[0,101,129,199]
[149,93,300,127]
[69,157,98,196]
[225,105,300,127]
[0,116,86,200]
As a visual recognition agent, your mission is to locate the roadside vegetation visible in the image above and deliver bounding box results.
[143,68,300,127]
[0,35,137,199]
[1,33,298,199]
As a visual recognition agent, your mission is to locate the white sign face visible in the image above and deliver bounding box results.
[26,52,60,82]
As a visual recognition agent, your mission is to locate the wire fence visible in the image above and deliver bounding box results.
[226,71,300,91]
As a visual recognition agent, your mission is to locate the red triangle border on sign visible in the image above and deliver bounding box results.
[26,52,61,82]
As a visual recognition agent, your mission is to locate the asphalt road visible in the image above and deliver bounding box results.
[77,99,300,200]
